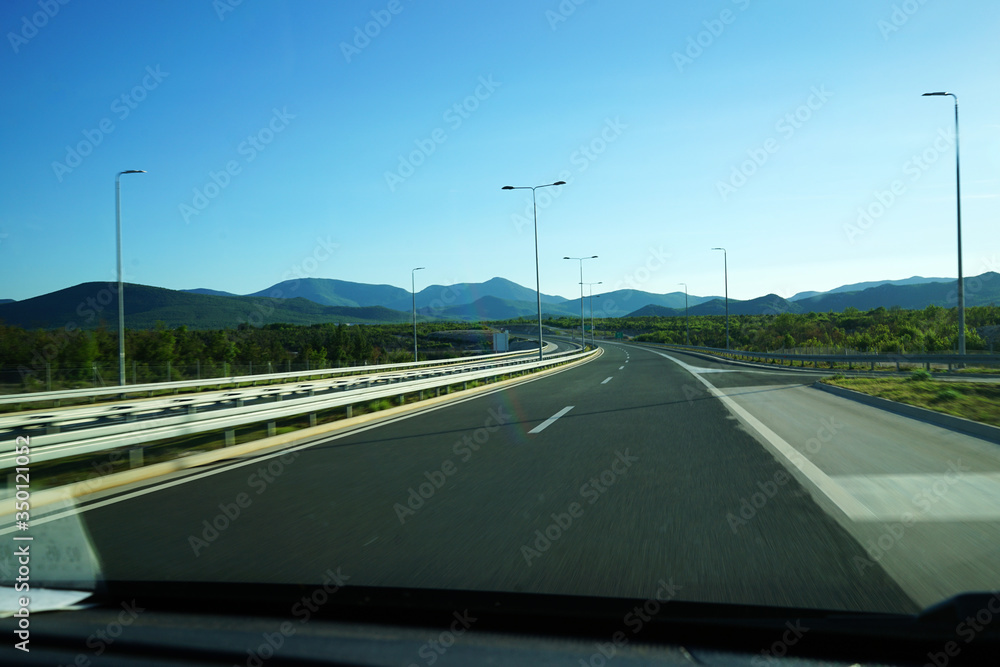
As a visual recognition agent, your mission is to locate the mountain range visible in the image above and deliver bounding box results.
[0,274,995,330]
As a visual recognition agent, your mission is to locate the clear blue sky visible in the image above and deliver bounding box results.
[2,0,998,303]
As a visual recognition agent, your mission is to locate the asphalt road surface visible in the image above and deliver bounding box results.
[28,340,957,615]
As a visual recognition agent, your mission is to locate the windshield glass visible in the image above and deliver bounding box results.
[2,0,1000,630]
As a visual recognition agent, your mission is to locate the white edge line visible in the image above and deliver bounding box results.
[649,349,877,521]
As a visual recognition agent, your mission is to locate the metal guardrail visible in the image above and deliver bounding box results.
[0,346,597,468]
[633,342,1000,370]
[0,346,550,408]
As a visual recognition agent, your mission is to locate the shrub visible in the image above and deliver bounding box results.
[933,388,961,402]
[908,369,932,382]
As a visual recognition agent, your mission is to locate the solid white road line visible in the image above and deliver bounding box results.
[648,349,877,520]
[529,406,574,434]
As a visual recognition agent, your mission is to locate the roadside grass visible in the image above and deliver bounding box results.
[820,375,1000,428]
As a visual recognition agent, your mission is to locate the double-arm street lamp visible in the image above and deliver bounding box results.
[502,181,566,360]
[116,169,146,386]
[711,247,729,350]
[411,267,425,362]
[678,282,689,345]
[922,92,965,355]
[564,255,597,347]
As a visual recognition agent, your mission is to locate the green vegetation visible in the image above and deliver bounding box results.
[0,321,493,394]
[539,304,1000,354]
[821,376,1000,427]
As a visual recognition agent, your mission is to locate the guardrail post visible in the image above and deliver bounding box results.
[45,423,60,435]
[225,428,235,446]
[345,405,353,418]
[870,360,875,370]
[309,413,317,427]
[267,421,276,437]
[896,361,900,372]
[129,447,143,469]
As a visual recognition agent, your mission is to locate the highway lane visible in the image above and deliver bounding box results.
[29,341,923,614]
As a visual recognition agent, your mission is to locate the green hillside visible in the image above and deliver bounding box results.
[0,283,412,330]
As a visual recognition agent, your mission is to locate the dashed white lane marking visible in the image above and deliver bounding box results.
[601,377,613,384]
[528,406,575,434]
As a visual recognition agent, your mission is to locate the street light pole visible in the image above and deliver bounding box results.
[115,169,146,386]
[583,281,602,347]
[678,282,689,345]
[564,255,597,348]
[711,247,729,350]
[502,181,566,360]
[411,267,425,362]
[923,92,965,355]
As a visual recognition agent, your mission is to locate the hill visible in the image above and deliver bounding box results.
[789,276,951,301]
[0,283,412,330]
